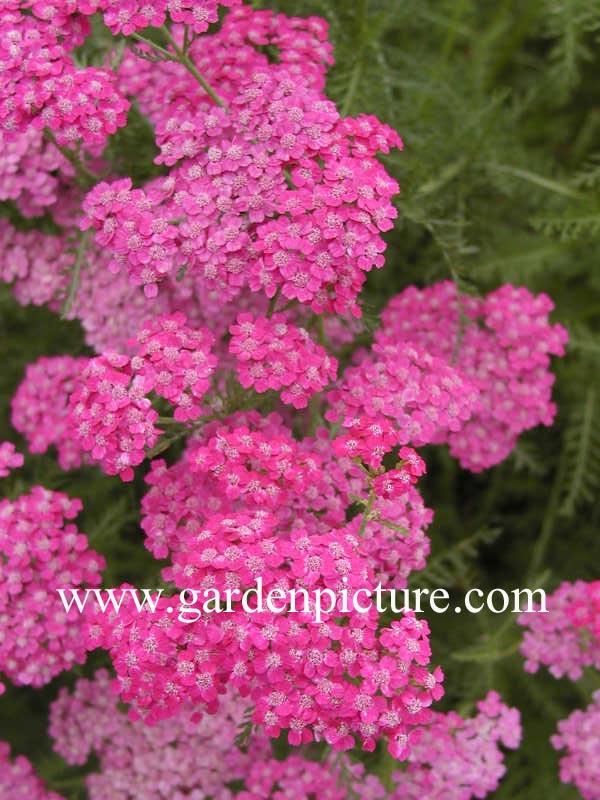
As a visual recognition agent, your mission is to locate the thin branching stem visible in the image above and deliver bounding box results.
[44,128,101,186]
[61,230,90,319]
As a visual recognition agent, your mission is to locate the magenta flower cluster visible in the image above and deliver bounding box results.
[519,580,600,680]
[1,3,129,146]
[519,581,600,798]
[229,312,337,408]
[69,352,162,481]
[0,487,104,687]
[0,742,65,800]
[11,355,89,469]
[0,441,23,478]
[552,690,600,800]
[378,281,568,470]
[132,311,217,420]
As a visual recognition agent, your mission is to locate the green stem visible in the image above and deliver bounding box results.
[44,128,101,186]
[527,450,568,581]
[266,288,282,319]
[358,491,375,537]
[316,315,327,348]
[276,298,299,314]
[61,230,89,319]
[129,31,173,59]
[161,27,227,108]
[307,393,322,436]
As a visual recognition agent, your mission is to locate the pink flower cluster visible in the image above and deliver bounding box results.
[552,690,600,800]
[132,312,217,421]
[140,414,341,568]
[328,339,479,452]
[50,669,270,800]
[330,418,431,503]
[78,410,443,758]
[229,313,337,408]
[0,442,23,478]
[47,671,520,800]
[0,487,104,687]
[0,742,65,800]
[85,583,443,757]
[391,692,522,800]
[1,5,129,146]
[378,281,568,470]
[50,0,243,37]
[139,411,433,592]
[68,313,220,479]
[49,670,391,800]
[81,6,402,317]
[69,352,161,481]
[188,423,324,508]
[82,178,183,298]
[518,580,600,679]
[120,6,333,119]
[0,220,72,309]
[11,355,89,470]
[567,579,600,641]
[355,492,432,589]
[236,753,386,800]
[0,127,73,218]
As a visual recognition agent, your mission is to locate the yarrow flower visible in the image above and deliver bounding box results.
[0,220,73,308]
[85,581,444,755]
[552,690,600,800]
[132,312,217,421]
[518,580,600,680]
[0,441,23,477]
[49,671,395,800]
[49,669,270,800]
[11,355,89,470]
[371,447,427,498]
[0,6,129,146]
[188,422,324,508]
[229,312,337,408]
[106,14,402,317]
[86,464,445,756]
[81,179,183,298]
[0,127,74,218]
[377,281,568,471]
[391,692,521,798]
[0,487,105,687]
[327,340,479,448]
[68,353,161,481]
[0,742,65,800]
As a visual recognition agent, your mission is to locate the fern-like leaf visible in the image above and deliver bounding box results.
[559,385,600,516]
[411,527,502,589]
[533,210,600,240]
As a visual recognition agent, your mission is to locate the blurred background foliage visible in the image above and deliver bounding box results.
[2,1,600,797]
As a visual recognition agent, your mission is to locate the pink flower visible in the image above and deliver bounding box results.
[0,487,105,687]
[11,355,88,470]
[68,353,161,481]
[230,312,337,408]
[0,441,23,477]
